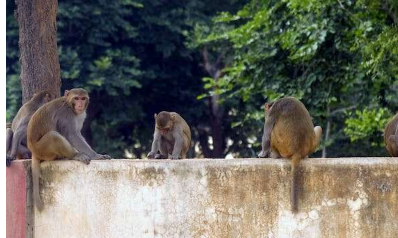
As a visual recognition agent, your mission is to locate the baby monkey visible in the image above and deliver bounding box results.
[258,97,322,213]
[147,111,191,160]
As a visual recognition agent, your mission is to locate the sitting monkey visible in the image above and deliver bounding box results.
[6,91,54,166]
[147,111,191,160]
[27,88,111,211]
[258,97,322,213]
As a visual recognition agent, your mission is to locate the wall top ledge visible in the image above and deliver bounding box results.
[9,157,398,168]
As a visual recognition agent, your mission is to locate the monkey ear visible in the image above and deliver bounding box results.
[264,103,270,111]
[64,90,69,97]
[171,114,176,122]
[154,113,157,120]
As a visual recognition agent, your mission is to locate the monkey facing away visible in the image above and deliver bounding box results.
[384,113,398,157]
[258,97,322,213]
[27,88,111,211]
[147,111,191,160]
[6,91,54,167]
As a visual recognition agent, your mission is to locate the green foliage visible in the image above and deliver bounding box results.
[344,108,392,146]
[6,0,245,158]
[6,0,397,157]
[192,0,398,156]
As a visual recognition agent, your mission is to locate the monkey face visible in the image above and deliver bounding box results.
[65,89,90,115]
[155,111,175,136]
[157,124,172,136]
[72,96,88,114]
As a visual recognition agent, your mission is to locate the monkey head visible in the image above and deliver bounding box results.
[64,88,90,115]
[32,90,55,104]
[155,111,175,136]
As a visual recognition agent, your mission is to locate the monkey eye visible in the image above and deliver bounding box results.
[81,97,86,101]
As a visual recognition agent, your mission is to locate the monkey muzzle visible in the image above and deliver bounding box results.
[160,128,170,135]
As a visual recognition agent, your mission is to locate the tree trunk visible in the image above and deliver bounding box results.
[209,95,223,158]
[15,0,61,103]
[202,47,225,158]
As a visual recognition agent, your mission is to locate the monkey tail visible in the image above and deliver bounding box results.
[32,157,44,211]
[290,155,301,213]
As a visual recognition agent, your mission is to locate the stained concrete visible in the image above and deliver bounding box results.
[26,158,398,237]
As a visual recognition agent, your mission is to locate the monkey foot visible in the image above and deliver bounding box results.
[155,154,168,159]
[170,155,180,160]
[147,152,157,159]
[94,154,112,160]
[72,153,91,165]
[6,156,15,167]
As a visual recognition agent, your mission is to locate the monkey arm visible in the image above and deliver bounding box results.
[149,130,161,154]
[67,131,97,159]
[6,128,13,154]
[171,126,184,160]
[258,116,276,158]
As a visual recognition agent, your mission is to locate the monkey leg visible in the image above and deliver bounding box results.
[157,138,170,159]
[17,144,32,160]
[9,126,27,161]
[311,126,323,153]
[6,128,14,167]
[35,131,90,164]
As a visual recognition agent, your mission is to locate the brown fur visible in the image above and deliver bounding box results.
[6,91,54,166]
[148,111,191,160]
[384,113,398,157]
[27,88,110,211]
[259,97,322,213]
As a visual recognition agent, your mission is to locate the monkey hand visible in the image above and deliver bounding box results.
[93,154,112,160]
[147,151,157,159]
[258,150,269,158]
[170,154,180,160]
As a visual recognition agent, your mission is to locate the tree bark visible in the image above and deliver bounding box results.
[202,47,225,158]
[15,0,61,103]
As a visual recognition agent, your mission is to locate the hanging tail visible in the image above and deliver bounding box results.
[290,155,301,213]
[32,157,44,211]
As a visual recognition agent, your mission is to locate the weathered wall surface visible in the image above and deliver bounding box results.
[7,158,398,238]
[6,160,34,238]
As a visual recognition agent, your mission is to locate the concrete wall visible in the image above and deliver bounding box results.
[6,160,33,238]
[6,158,398,238]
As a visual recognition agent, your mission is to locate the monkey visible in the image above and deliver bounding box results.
[258,97,322,213]
[6,91,54,167]
[27,88,111,211]
[384,113,398,157]
[147,111,191,160]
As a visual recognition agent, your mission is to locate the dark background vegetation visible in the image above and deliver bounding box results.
[6,0,398,158]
